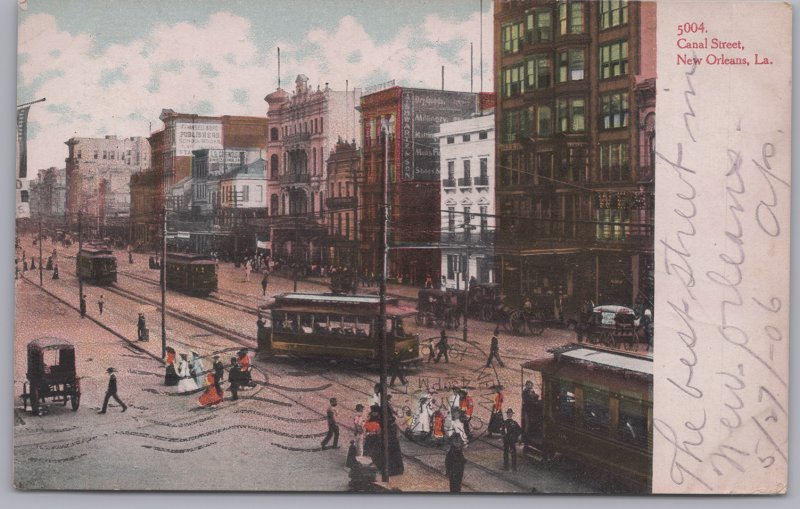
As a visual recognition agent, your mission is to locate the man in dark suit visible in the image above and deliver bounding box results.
[321,397,340,450]
[485,329,505,368]
[445,433,467,492]
[435,329,449,363]
[213,355,225,398]
[501,408,522,471]
[99,367,127,414]
[228,357,242,400]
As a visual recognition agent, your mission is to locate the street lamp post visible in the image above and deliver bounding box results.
[38,202,43,287]
[161,207,167,360]
[77,211,83,309]
[378,118,391,483]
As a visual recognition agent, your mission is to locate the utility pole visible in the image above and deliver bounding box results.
[161,207,167,360]
[351,158,359,293]
[78,211,83,311]
[462,212,476,345]
[38,204,43,287]
[378,119,391,483]
[293,213,299,292]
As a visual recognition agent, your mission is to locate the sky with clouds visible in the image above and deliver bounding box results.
[17,0,494,174]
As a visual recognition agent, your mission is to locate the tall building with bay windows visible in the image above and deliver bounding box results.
[494,0,656,315]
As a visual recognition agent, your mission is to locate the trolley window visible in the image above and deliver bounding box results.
[299,314,314,334]
[618,396,648,448]
[583,387,611,435]
[554,379,577,423]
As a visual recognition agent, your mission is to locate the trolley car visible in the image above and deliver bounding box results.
[165,253,218,295]
[264,293,420,364]
[76,245,117,285]
[521,344,652,492]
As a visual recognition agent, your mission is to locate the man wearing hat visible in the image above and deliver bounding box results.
[212,355,225,399]
[485,329,505,368]
[500,408,522,471]
[445,433,467,492]
[99,367,127,414]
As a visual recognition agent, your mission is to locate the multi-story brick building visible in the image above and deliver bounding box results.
[359,86,490,285]
[438,113,496,290]
[64,135,150,238]
[264,75,360,265]
[131,110,268,251]
[325,138,361,269]
[494,0,656,314]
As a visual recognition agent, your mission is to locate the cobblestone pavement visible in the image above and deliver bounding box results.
[13,235,611,493]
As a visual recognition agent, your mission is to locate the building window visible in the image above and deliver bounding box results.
[537,106,552,136]
[501,108,533,144]
[320,118,323,133]
[94,151,98,159]
[447,161,455,181]
[479,206,488,236]
[463,134,471,142]
[448,207,455,232]
[557,48,584,82]
[526,8,552,43]
[447,254,458,279]
[599,143,630,181]
[102,151,107,159]
[559,145,587,182]
[463,159,471,180]
[558,1,585,35]
[447,136,455,144]
[110,151,115,160]
[502,20,525,55]
[502,63,526,97]
[526,55,551,90]
[77,150,82,159]
[479,130,488,140]
[270,128,279,141]
[480,158,488,178]
[556,98,585,133]
[600,92,629,129]
[600,40,629,79]
[20,190,29,203]
[600,0,629,30]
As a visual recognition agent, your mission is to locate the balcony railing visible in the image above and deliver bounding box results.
[325,196,356,210]
[495,218,654,250]
[473,175,489,187]
[441,230,495,246]
[284,132,311,145]
[457,177,472,187]
[279,173,310,184]
[442,178,456,188]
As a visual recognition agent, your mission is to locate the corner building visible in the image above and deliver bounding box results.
[359,87,490,284]
[494,0,656,314]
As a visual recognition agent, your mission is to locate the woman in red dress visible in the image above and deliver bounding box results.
[198,372,223,407]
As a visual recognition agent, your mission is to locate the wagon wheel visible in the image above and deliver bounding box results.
[479,305,493,322]
[527,314,546,336]
[30,386,39,416]
[71,393,80,411]
[509,310,526,335]
[451,313,461,330]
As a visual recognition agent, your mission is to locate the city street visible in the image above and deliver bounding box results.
[14,235,606,493]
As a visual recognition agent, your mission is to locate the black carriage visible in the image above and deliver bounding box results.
[21,338,81,415]
[165,253,218,295]
[578,305,645,351]
[416,289,461,330]
[76,245,117,285]
[467,283,504,322]
[330,271,357,294]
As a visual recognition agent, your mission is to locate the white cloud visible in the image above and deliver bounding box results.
[18,8,493,173]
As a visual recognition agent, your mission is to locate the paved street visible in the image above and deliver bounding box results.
[14,235,606,493]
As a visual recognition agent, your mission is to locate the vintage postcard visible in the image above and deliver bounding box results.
[13,0,790,494]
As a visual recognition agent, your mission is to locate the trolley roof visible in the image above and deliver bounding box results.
[166,252,215,263]
[522,344,653,393]
[269,293,416,317]
[78,245,114,256]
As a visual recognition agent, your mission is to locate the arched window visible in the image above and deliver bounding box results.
[270,127,279,141]
[270,194,279,216]
[270,154,279,178]
[312,148,317,174]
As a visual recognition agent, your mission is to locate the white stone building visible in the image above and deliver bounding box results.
[438,113,496,290]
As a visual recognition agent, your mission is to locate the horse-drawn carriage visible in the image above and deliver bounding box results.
[21,338,81,415]
[577,305,647,350]
[330,271,357,294]
[416,289,461,330]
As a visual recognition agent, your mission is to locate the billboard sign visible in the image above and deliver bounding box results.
[175,121,223,156]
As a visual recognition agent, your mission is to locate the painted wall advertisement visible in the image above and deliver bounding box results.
[175,121,223,156]
[401,90,477,181]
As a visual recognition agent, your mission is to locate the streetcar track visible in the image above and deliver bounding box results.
[28,453,88,463]
[118,424,327,442]
[142,442,217,454]
[147,415,219,428]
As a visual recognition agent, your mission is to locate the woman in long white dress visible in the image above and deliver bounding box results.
[191,352,205,388]
[411,397,433,435]
[176,353,198,393]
